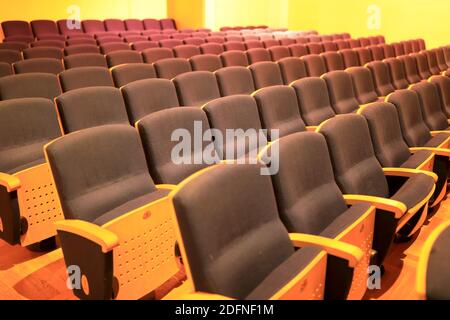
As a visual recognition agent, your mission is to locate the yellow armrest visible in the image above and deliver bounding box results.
[289,233,364,268]
[383,167,438,183]
[343,194,406,219]
[180,293,234,300]
[55,220,119,253]
[156,184,177,191]
[410,147,450,158]
[0,173,21,192]
[306,126,317,132]
[448,119,450,125]
[430,130,450,137]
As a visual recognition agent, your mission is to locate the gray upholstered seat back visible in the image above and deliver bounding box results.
[172,163,295,299]
[277,57,307,85]
[0,98,61,174]
[322,70,360,114]
[215,66,255,96]
[59,67,114,92]
[137,107,213,185]
[46,125,157,222]
[319,114,389,198]
[410,82,448,131]
[366,61,395,97]
[347,67,378,104]
[0,73,61,100]
[430,75,450,118]
[249,61,284,89]
[173,71,221,106]
[111,63,156,88]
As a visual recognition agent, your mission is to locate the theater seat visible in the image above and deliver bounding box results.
[154,58,192,80]
[0,49,23,64]
[82,20,106,35]
[46,125,179,300]
[268,46,291,61]
[100,43,130,55]
[399,55,422,84]
[0,42,29,52]
[366,61,396,96]
[339,49,360,68]
[220,51,249,67]
[215,66,255,96]
[385,58,409,89]
[190,54,223,72]
[64,45,100,56]
[104,19,125,33]
[277,57,307,85]
[355,48,373,66]
[124,19,144,31]
[322,71,360,114]
[111,63,156,88]
[121,79,180,124]
[430,75,450,118]
[199,43,224,55]
[106,50,143,67]
[413,53,433,79]
[253,85,306,139]
[291,77,336,127]
[31,20,62,39]
[410,82,450,131]
[360,102,446,206]
[132,41,159,52]
[302,54,327,77]
[137,107,213,184]
[246,48,271,64]
[346,67,381,105]
[322,52,345,72]
[203,95,263,160]
[173,45,201,59]
[31,40,65,49]
[261,132,375,300]
[64,53,108,69]
[173,71,221,106]
[142,48,174,64]
[59,67,114,92]
[224,41,246,52]
[184,38,205,46]
[424,50,441,75]
[2,21,33,38]
[318,114,436,264]
[169,163,363,300]
[23,47,63,60]
[433,48,448,72]
[13,58,64,75]
[0,62,13,78]
[0,73,61,100]
[369,46,384,61]
[288,44,308,57]
[249,61,284,89]
[0,98,63,246]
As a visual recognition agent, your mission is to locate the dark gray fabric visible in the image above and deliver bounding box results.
[154,58,192,80]
[64,54,108,69]
[220,51,249,67]
[302,54,327,77]
[347,67,379,104]
[121,78,179,125]
[253,86,306,139]
[0,98,61,174]
[111,63,156,88]
[319,114,390,198]
[367,61,395,96]
[322,52,345,72]
[384,58,409,90]
[277,57,307,85]
[13,58,64,75]
[339,49,359,68]
[59,66,114,92]
[430,76,450,118]
[291,77,336,126]
[391,173,435,209]
[249,62,284,89]
[387,90,434,147]
[361,102,414,167]
[399,55,422,84]
[411,82,449,131]
[190,54,223,72]
[64,45,101,56]
[46,125,158,222]
[142,48,174,64]
[0,73,61,100]
[323,71,360,114]
[0,49,23,64]
[203,95,262,160]
[215,66,255,96]
[269,46,291,62]
[173,71,221,106]
[23,47,63,60]
[106,50,143,67]
[55,87,129,133]
[172,163,317,300]
[137,107,212,184]
[246,48,271,64]
[426,227,450,300]
[0,62,13,78]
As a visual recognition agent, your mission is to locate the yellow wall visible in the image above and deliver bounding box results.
[167,0,204,29]
[288,0,449,49]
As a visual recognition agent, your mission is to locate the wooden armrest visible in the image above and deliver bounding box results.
[343,195,406,219]
[448,119,450,125]
[55,220,119,253]
[289,233,364,268]
[410,147,450,158]
[306,126,317,132]
[430,130,450,137]
[180,293,234,300]
[383,167,438,183]
[156,184,177,191]
[0,173,21,192]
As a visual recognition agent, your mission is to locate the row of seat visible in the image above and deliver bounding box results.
[1,19,178,41]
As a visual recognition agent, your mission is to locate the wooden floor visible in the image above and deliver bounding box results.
[0,195,448,300]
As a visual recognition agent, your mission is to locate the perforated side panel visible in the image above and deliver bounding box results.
[16,163,64,246]
[104,196,179,300]
[276,253,327,300]
[338,208,375,300]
